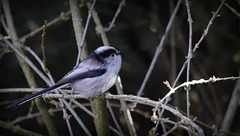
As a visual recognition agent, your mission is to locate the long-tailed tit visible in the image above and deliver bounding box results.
[7,46,122,109]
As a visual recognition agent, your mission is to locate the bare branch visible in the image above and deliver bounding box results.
[161,76,240,102]
[107,100,124,135]
[193,0,226,52]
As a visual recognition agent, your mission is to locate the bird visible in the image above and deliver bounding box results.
[7,46,122,109]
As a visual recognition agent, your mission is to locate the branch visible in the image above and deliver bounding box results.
[220,74,240,136]
[185,1,193,134]
[172,0,226,89]
[222,1,240,18]
[106,100,124,135]
[193,0,225,52]
[104,0,126,32]
[161,76,240,102]
[106,94,204,136]
[63,99,92,136]
[0,34,51,85]
[43,93,204,136]
[115,77,137,136]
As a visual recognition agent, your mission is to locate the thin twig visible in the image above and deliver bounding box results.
[115,77,137,136]
[0,34,51,85]
[152,1,179,134]
[107,100,124,135]
[22,46,55,86]
[152,118,195,136]
[73,99,123,136]
[222,0,240,18]
[137,0,182,97]
[220,74,240,136]
[63,99,92,136]
[185,1,193,135]
[193,0,225,52]
[159,0,227,122]
[69,0,87,66]
[104,0,126,32]
[41,20,48,74]
[86,1,110,46]
[171,0,226,90]
[20,11,71,42]
[75,0,96,66]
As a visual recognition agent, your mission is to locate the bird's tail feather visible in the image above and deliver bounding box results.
[7,83,68,110]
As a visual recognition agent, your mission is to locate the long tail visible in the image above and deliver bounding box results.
[6,83,68,110]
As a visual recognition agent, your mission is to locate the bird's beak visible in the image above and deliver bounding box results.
[117,51,121,55]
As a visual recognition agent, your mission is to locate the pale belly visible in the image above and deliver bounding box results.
[71,73,117,97]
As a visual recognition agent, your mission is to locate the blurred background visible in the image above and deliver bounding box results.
[0,0,240,135]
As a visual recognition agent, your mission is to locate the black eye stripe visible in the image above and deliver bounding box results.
[98,49,117,58]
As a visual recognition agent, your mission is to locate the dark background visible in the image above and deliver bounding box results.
[0,0,240,135]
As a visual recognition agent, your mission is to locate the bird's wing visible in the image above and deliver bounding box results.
[7,68,106,110]
[57,67,106,85]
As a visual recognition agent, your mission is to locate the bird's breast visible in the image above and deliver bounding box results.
[71,71,117,97]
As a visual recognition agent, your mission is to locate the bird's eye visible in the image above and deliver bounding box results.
[111,53,116,57]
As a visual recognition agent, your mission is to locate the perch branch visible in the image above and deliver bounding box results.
[87,1,136,135]
[43,93,204,136]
